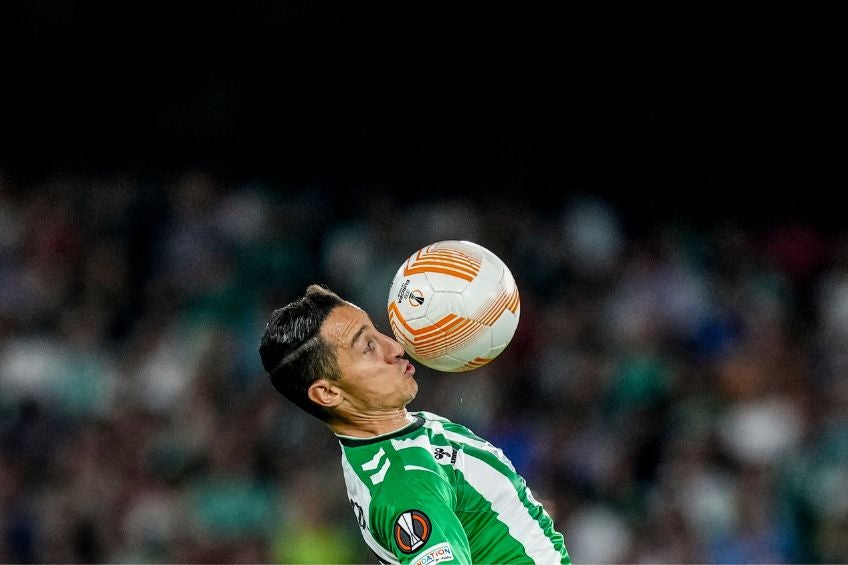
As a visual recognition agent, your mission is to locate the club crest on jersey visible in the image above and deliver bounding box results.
[394,509,431,554]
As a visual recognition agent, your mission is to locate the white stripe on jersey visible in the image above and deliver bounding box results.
[391,433,432,452]
[370,458,391,485]
[403,464,440,475]
[340,451,399,564]
[362,447,386,471]
[463,452,562,563]
[421,417,559,562]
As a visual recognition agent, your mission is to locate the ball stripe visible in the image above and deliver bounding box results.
[456,356,493,371]
[388,302,457,337]
[415,320,484,357]
[403,245,482,282]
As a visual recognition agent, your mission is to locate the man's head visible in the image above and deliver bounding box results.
[259,285,345,420]
[259,285,418,422]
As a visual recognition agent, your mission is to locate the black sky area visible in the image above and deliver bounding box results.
[0,3,844,227]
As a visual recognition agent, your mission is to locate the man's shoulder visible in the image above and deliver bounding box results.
[342,417,450,482]
[413,410,453,424]
[413,411,486,443]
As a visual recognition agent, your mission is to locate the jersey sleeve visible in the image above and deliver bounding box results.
[371,468,472,565]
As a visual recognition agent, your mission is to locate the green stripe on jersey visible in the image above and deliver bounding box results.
[339,411,570,564]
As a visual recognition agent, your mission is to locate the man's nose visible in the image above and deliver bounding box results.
[384,334,405,360]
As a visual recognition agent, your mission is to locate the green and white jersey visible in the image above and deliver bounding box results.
[338,411,570,565]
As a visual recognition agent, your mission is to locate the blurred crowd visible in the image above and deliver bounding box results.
[0,171,847,563]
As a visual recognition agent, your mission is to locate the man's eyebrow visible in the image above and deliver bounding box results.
[350,324,367,348]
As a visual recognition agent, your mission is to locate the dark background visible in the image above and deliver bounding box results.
[1,3,844,226]
[1,4,847,564]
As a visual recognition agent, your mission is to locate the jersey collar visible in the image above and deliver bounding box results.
[336,414,425,447]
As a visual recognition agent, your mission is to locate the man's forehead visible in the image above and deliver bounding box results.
[321,304,368,345]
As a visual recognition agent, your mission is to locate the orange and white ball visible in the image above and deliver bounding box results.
[387,240,520,372]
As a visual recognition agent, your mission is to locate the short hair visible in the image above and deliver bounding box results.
[259,284,347,421]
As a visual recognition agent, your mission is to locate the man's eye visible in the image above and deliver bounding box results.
[364,339,375,353]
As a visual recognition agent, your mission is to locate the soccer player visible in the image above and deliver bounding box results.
[259,285,570,564]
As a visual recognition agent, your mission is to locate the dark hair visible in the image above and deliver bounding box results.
[259,284,347,421]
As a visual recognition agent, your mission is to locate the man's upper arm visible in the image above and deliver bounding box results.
[372,468,472,564]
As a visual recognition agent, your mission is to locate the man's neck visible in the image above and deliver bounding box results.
[329,409,415,439]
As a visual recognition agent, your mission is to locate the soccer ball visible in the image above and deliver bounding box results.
[387,240,520,372]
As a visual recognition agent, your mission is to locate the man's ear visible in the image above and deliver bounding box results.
[308,379,343,409]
